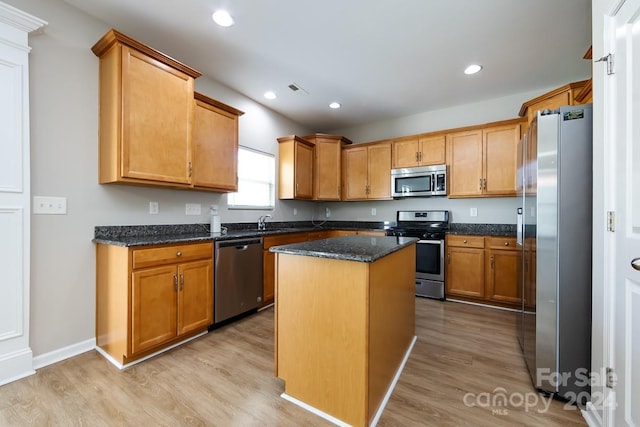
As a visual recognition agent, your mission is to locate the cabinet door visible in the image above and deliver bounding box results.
[314,140,342,200]
[342,147,369,200]
[177,259,213,335]
[392,138,420,168]
[419,135,446,165]
[121,46,193,184]
[483,123,520,196]
[446,247,485,298]
[295,141,314,198]
[131,265,178,354]
[485,249,520,305]
[447,130,483,197]
[263,249,275,305]
[367,143,392,199]
[192,99,238,191]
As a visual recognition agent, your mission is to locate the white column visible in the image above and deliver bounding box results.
[0,1,46,386]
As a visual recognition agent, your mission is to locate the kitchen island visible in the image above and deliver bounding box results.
[270,235,417,427]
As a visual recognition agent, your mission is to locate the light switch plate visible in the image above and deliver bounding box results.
[33,196,67,214]
[470,207,478,217]
[149,202,159,214]
[371,208,377,216]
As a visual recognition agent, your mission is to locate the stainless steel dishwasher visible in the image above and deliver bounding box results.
[214,237,263,324]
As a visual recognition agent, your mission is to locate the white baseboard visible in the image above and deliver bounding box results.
[0,348,35,386]
[582,401,603,427]
[281,335,418,427]
[32,338,95,370]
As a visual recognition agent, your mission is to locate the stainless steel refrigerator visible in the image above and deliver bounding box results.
[516,104,592,403]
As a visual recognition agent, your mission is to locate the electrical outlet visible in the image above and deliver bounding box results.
[185,203,201,216]
[33,196,67,214]
[470,207,478,217]
[293,208,298,216]
[325,207,331,218]
[149,201,159,214]
[371,208,377,216]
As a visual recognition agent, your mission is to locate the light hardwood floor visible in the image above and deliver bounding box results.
[0,299,586,426]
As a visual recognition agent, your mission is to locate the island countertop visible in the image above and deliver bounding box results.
[269,235,418,263]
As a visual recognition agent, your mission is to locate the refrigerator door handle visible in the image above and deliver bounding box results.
[516,208,523,246]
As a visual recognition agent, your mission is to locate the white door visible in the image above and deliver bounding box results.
[608,0,640,425]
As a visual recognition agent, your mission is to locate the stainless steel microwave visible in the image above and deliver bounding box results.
[391,165,447,198]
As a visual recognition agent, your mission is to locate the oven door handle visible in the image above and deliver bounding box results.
[417,240,442,244]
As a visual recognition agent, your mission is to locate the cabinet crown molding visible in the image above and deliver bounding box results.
[276,135,315,147]
[518,79,589,117]
[194,92,244,116]
[91,28,202,79]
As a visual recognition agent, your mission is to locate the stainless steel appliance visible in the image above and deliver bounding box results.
[391,165,447,198]
[517,105,592,403]
[214,237,263,324]
[386,210,449,299]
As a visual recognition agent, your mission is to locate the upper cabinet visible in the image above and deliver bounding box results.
[519,79,589,131]
[392,134,446,168]
[447,119,523,198]
[303,134,352,201]
[92,29,242,192]
[342,142,392,200]
[92,29,201,187]
[192,92,244,192]
[277,135,315,199]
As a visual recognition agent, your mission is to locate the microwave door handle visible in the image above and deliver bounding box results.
[431,173,435,193]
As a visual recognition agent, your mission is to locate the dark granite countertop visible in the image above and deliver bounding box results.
[269,235,418,263]
[92,221,516,247]
[92,221,390,247]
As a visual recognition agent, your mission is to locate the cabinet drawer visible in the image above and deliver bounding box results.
[447,235,485,249]
[486,237,517,250]
[132,242,213,270]
[263,232,308,249]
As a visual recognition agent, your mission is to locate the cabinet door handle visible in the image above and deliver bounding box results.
[179,273,184,290]
[188,162,193,177]
[173,274,178,292]
[483,178,487,190]
[296,183,299,193]
[479,178,483,191]
[490,256,494,269]
[416,152,419,162]
[419,151,422,162]
[447,254,451,264]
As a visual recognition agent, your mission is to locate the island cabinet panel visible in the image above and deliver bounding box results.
[275,244,416,427]
[96,241,213,367]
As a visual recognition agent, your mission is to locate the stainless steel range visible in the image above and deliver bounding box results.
[386,210,449,300]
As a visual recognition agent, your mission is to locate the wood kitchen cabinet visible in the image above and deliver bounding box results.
[192,92,244,192]
[96,241,213,367]
[485,237,520,305]
[303,134,352,200]
[519,79,589,130]
[92,29,201,188]
[262,232,309,306]
[445,235,485,298]
[447,119,523,198]
[342,142,392,200]
[277,136,315,199]
[445,235,521,308]
[392,134,446,168]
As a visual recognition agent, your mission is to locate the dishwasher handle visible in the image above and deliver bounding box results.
[215,238,263,249]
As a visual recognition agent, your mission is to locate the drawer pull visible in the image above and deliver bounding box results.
[463,239,467,244]
[504,242,509,246]
[176,251,182,257]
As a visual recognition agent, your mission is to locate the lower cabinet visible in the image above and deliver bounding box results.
[446,235,520,308]
[262,229,388,306]
[96,241,213,366]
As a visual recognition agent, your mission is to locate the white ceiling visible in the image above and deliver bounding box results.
[65,0,592,132]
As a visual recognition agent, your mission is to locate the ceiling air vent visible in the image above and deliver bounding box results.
[288,82,309,94]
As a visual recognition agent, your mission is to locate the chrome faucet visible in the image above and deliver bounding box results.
[257,214,272,231]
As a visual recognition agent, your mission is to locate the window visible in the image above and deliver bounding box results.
[227,147,275,209]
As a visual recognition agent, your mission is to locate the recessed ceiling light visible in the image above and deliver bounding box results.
[329,102,341,109]
[212,10,234,27]
[464,64,483,75]
[264,91,277,100]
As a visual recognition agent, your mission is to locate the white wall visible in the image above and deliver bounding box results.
[8,0,313,358]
